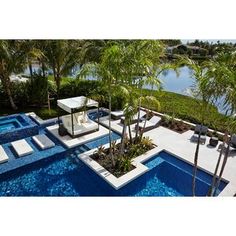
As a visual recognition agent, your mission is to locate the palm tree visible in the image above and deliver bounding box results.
[42,40,82,97]
[207,132,228,196]
[119,103,136,155]
[0,40,28,110]
[139,96,161,140]
[180,56,215,196]
[78,43,126,166]
[206,51,236,195]
[24,40,42,79]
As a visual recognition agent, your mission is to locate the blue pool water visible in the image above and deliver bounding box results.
[138,151,228,196]
[88,110,109,120]
[0,116,28,133]
[0,114,38,144]
[0,146,227,196]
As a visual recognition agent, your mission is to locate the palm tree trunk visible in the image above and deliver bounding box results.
[55,74,61,98]
[42,61,46,78]
[0,75,17,110]
[192,128,201,196]
[28,60,33,79]
[108,87,115,166]
[128,121,132,144]
[213,137,230,196]
[135,82,143,141]
[140,110,149,140]
[120,122,127,155]
[207,133,227,196]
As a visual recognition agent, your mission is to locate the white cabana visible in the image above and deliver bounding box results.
[57,96,98,113]
[57,96,99,137]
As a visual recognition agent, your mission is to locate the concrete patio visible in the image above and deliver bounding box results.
[100,115,236,196]
[46,124,109,148]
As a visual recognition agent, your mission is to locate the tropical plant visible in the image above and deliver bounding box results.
[179,56,215,196]
[140,136,154,150]
[78,43,127,166]
[0,40,30,110]
[206,51,236,196]
[42,40,82,96]
[94,145,106,159]
[138,96,161,140]
[111,140,118,154]
[117,156,132,172]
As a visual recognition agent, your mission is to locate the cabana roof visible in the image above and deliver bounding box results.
[57,96,98,113]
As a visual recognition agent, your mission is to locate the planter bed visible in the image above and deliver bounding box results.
[90,138,156,178]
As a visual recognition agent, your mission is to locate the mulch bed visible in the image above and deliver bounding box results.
[90,149,136,178]
[159,118,191,134]
[90,142,155,178]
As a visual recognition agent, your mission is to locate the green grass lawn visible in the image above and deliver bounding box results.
[141,89,228,132]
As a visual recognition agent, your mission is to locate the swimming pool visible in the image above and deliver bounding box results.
[136,151,228,196]
[0,115,27,133]
[0,114,38,144]
[0,131,121,196]
[88,110,109,120]
[0,146,228,196]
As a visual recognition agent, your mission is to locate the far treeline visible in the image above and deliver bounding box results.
[164,39,236,58]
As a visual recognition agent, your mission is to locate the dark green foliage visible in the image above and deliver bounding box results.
[27,75,49,106]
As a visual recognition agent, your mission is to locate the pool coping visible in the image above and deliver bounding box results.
[79,143,232,195]
[0,113,38,144]
[79,142,162,190]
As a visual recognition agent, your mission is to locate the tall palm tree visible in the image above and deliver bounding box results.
[42,40,82,97]
[207,132,228,196]
[206,51,236,195]
[120,103,137,155]
[0,40,28,110]
[139,96,161,140]
[78,43,126,166]
[180,56,215,196]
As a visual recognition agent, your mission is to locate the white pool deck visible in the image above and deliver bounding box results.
[96,116,236,196]
[46,124,109,148]
[99,116,137,137]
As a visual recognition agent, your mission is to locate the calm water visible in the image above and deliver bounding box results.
[0,150,227,196]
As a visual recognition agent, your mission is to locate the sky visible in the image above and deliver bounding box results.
[181,39,236,44]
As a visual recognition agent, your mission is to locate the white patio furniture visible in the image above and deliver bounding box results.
[136,115,162,132]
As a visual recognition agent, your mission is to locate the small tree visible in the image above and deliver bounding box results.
[0,40,28,110]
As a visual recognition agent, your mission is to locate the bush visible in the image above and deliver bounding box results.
[27,75,50,106]
[11,81,30,106]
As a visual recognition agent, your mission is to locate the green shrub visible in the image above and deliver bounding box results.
[117,156,132,172]
[27,75,49,106]
[36,108,58,119]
